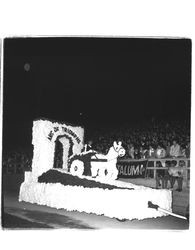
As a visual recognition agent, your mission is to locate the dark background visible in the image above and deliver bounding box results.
[3,37,191,150]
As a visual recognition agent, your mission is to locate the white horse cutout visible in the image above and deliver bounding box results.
[90,141,126,180]
[69,141,126,181]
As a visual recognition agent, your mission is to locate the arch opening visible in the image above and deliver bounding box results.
[53,139,63,169]
[53,134,74,170]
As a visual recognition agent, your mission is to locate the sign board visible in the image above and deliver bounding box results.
[117,159,148,178]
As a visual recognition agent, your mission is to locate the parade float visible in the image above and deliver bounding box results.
[19,119,172,221]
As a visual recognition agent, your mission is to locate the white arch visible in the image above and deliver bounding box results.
[31,119,84,180]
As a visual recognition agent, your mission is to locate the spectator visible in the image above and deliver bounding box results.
[156,161,166,189]
[155,144,166,159]
[134,148,141,159]
[185,142,190,158]
[170,139,181,157]
[164,161,172,189]
[127,143,135,159]
[175,160,185,192]
[139,146,146,159]
[83,140,93,152]
[168,160,178,189]
[168,160,184,191]
[147,145,156,158]
[165,141,171,157]
[180,144,186,157]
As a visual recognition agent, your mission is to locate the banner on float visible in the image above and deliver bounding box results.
[117,160,148,178]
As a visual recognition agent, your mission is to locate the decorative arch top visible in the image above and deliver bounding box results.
[32,119,84,145]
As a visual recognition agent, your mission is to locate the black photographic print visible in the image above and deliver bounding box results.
[1,37,191,230]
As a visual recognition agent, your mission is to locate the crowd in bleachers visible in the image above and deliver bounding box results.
[89,120,190,159]
[2,120,190,174]
[2,149,32,174]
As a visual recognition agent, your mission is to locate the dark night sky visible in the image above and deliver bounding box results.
[3,37,191,149]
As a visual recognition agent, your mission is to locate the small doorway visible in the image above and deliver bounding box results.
[53,140,63,169]
[53,135,73,169]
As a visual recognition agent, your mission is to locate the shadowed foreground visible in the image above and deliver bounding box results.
[2,174,189,230]
[2,208,95,229]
